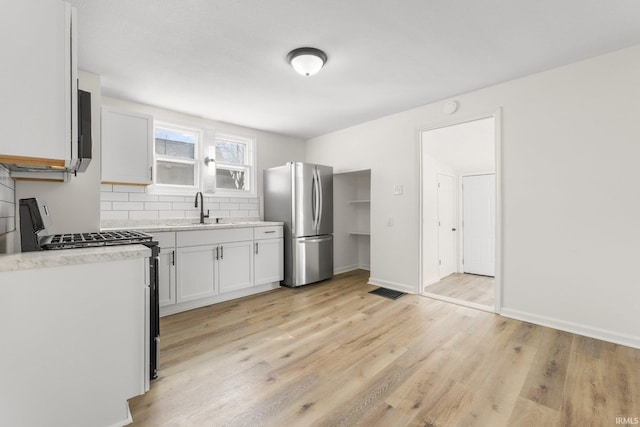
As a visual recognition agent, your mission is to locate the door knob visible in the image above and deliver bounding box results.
[452,228,457,231]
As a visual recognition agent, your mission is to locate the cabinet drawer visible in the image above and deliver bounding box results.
[254,226,283,240]
[177,227,253,247]
[151,231,176,248]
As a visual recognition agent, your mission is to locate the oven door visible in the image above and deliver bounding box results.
[148,244,160,382]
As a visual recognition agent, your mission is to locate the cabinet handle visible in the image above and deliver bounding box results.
[150,166,153,181]
[255,242,259,254]
[215,246,219,260]
[264,230,276,234]
[172,250,175,265]
[220,245,224,260]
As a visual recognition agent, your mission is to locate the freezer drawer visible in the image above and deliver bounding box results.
[288,235,333,287]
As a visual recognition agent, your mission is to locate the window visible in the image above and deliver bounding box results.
[204,133,255,195]
[152,123,255,196]
[154,124,199,190]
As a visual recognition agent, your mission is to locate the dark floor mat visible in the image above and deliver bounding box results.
[368,287,406,300]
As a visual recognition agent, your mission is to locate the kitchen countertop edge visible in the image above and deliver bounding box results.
[0,245,152,273]
[101,221,284,233]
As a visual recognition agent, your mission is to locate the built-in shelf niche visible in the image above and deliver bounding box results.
[334,169,371,274]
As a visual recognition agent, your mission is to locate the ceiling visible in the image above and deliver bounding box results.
[69,0,640,140]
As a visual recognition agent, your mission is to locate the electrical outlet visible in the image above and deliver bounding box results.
[387,216,394,226]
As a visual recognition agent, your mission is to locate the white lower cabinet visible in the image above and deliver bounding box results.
[154,232,176,307]
[255,238,284,285]
[0,253,147,427]
[254,225,284,286]
[218,240,254,293]
[158,248,176,306]
[176,245,218,303]
[158,225,283,316]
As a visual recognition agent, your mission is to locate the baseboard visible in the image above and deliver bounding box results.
[501,308,640,349]
[160,282,280,317]
[334,264,359,275]
[358,263,370,271]
[368,277,415,294]
[106,404,133,427]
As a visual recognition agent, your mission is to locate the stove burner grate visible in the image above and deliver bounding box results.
[43,230,153,250]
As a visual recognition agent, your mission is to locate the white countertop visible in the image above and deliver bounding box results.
[0,245,151,272]
[100,220,283,233]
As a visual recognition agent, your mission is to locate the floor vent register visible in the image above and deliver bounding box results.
[368,287,406,300]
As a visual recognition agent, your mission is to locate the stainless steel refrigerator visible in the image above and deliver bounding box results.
[264,162,333,287]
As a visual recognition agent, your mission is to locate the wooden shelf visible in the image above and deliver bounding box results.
[347,200,370,204]
[348,231,371,236]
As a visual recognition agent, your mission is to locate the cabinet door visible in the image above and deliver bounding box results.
[101,106,153,185]
[158,249,176,307]
[0,1,75,165]
[219,241,254,293]
[254,238,284,286]
[176,245,218,303]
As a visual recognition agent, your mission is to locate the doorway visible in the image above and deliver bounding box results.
[419,114,500,312]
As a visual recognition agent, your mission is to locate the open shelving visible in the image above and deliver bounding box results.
[334,169,371,273]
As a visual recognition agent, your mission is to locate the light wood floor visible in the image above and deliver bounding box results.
[129,270,639,426]
[424,273,495,307]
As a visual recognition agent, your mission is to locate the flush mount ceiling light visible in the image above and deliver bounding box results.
[287,47,328,76]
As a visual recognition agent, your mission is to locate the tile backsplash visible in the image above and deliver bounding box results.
[0,165,16,234]
[100,184,260,223]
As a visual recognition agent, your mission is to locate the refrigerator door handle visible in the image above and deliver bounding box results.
[300,236,332,244]
[311,171,319,229]
[316,168,323,230]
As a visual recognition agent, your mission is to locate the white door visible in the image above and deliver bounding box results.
[219,241,254,293]
[463,174,495,276]
[438,174,456,279]
[254,238,284,286]
[157,248,176,306]
[176,245,218,302]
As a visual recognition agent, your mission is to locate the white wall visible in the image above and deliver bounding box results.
[307,45,640,348]
[15,70,102,236]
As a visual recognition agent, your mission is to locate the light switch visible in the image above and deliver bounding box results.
[393,185,403,195]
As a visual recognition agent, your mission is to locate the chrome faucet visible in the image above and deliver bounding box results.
[194,192,209,224]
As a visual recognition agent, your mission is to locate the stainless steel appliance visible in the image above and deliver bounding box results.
[264,162,333,287]
[18,198,160,381]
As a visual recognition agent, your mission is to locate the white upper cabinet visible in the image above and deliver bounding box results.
[0,0,77,167]
[101,106,153,185]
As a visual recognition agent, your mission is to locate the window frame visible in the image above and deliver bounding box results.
[150,123,257,198]
[206,132,256,197]
[151,122,201,194]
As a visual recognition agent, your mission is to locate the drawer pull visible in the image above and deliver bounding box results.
[264,230,276,234]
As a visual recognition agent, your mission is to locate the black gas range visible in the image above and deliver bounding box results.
[19,198,160,382]
[41,230,154,250]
